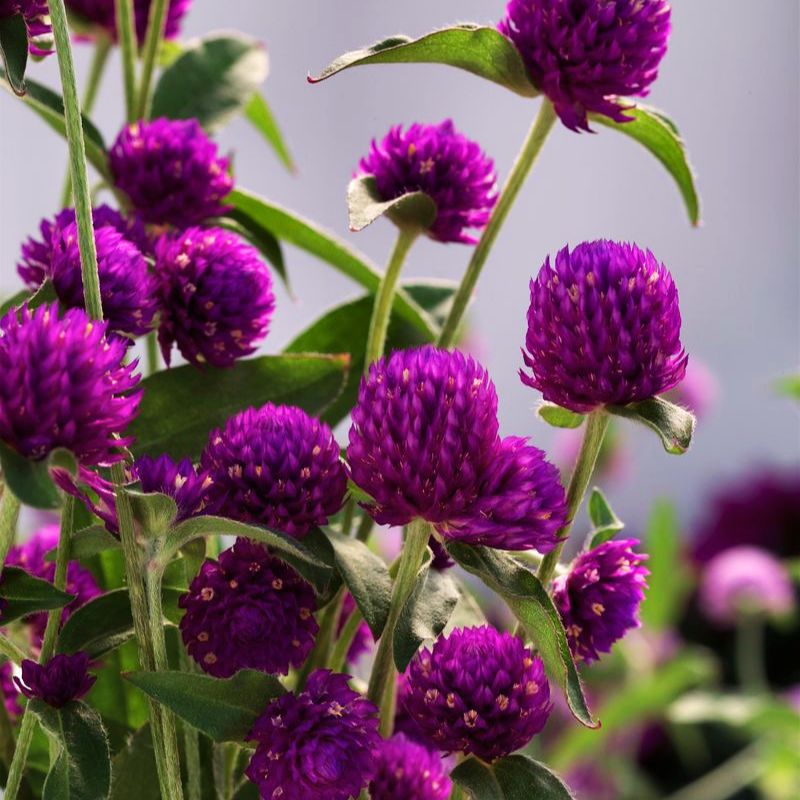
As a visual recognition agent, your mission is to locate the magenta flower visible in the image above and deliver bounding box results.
[369,734,452,800]
[0,0,51,55]
[66,0,191,45]
[14,652,96,708]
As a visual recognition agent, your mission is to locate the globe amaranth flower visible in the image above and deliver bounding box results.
[0,304,141,464]
[154,227,274,367]
[246,669,380,800]
[0,0,51,55]
[699,546,795,627]
[498,0,672,132]
[521,241,687,413]
[201,404,347,539]
[554,538,649,664]
[358,120,497,244]
[1,661,23,718]
[66,0,190,45]
[110,118,233,227]
[179,538,318,678]
[14,652,95,707]
[404,626,552,761]
[369,734,452,800]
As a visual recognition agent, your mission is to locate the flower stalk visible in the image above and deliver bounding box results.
[115,0,139,122]
[136,0,169,119]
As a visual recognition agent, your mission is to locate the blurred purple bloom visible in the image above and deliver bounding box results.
[15,652,95,707]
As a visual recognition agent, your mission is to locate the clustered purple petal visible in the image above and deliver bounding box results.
[358,120,497,244]
[109,119,233,227]
[246,669,380,800]
[14,652,96,708]
[179,538,318,678]
[521,241,688,413]
[201,404,347,539]
[369,734,452,800]
[403,626,552,761]
[155,227,274,367]
[0,304,141,464]
[498,0,672,131]
[554,538,649,663]
[0,0,51,55]
[66,0,191,45]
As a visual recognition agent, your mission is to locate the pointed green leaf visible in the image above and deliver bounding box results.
[608,396,695,454]
[0,288,31,316]
[0,14,28,96]
[45,525,121,562]
[0,566,75,624]
[538,403,585,429]
[493,755,576,799]
[244,92,295,172]
[0,442,70,509]
[587,487,624,548]
[451,757,503,800]
[347,175,436,233]
[125,489,178,539]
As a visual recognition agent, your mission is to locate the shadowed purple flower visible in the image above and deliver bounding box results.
[15,653,95,707]
[0,0,51,55]
[246,669,380,800]
[1,661,22,718]
[554,539,649,664]
[358,120,497,243]
[66,0,191,45]
[154,227,274,367]
[110,119,233,227]
[429,537,454,571]
[0,304,141,464]
[201,404,347,539]
[404,626,552,761]
[337,592,373,665]
[179,538,318,678]
[498,0,672,132]
[369,734,452,800]
[699,546,795,627]
[521,241,687,413]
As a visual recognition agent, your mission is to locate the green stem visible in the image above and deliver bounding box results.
[365,227,418,369]
[367,519,430,736]
[179,642,203,800]
[115,0,139,122]
[136,0,168,119]
[3,712,36,800]
[355,513,374,543]
[663,743,763,800]
[438,100,558,348]
[329,605,363,674]
[146,331,160,376]
[0,485,21,570]
[736,615,768,693]
[0,685,14,770]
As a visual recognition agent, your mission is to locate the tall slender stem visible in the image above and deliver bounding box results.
[3,712,36,800]
[0,486,21,570]
[438,100,558,348]
[136,0,168,119]
[736,615,768,693]
[146,331,160,375]
[329,605,363,674]
[115,0,139,122]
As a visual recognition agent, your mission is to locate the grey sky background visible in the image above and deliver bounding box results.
[1,1,798,535]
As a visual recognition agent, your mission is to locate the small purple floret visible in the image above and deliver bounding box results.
[14,652,96,708]
[369,734,452,800]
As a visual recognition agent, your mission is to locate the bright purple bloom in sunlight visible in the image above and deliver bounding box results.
[337,592,373,665]
[0,304,141,464]
[521,241,687,413]
[554,539,649,664]
[369,734,452,800]
[498,0,672,131]
[15,653,96,707]
[404,626,552,761]
[201,404,347,539]
[66,0,191,45]
[358,120,497,243]
[179,538,318,678]
[154,227,274,367]
[1,661,22,718]
[699,546,795,627]
[246,669,380,800]
[0,0,51,55]
[109,119,233,227]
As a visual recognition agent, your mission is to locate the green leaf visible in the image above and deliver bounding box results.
[0,288,31,316]
[451,757,503,800]
[310,24,538,98]
[447,543,597,728]
[152,33,269,132]
[45,525,120,562]
[347,175,437,233]
[125,669,285,742]
[775,374,800,402]
[587,487,624,548]
[538,403,585,430]
[0,566,75,624]
[0,14,28,96]
[493,755,576,799]
[215,212,288,291]
[608,396,695,454]
[125,489,178,539]
[110,725,159,800]
[128,353,349,461]
[244,92,295,173]
[591,105,701,226]
[0,442,76,509]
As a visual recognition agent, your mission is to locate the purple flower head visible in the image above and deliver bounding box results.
[498,0,672,132]
[0,0,51,55]
[337,591,373,665]
[554,538,649,664]
[109,119,233,227]
[133,454,213,522]
[699,546,795,627]
[65,0,191,45]
[404,626,552,761]
[201,404,347,539]
[179,538,318,678]
[369,734,452,800]
[15,652,95,707]
[521,241,687,413]
[246,669,380,800]
[1,661,23,718]
[0,304,141,465]
[154,227,274,367]
[358,120,497,244]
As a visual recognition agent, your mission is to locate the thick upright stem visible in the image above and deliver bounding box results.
[438,100,558,348]
[0,486,21,570]
[136,0,168,119]
[115,0,139,122]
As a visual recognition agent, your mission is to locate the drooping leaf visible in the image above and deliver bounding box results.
[45,525,120,562]
[492,755,577,799]
[0,442,77,509]
[125,489,178,539]
[244,92,295,173]
[538,403,586,430]
[586,487,625,548]
[0,14,28,96]
[310,24,538,98]
[347,175,436,232]
[0,566,75,624]
[450,757,503,800]
[608,396,695,454]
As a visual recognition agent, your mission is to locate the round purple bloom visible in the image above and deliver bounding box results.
[14,652,95,708]
[337,592,373,665]
[0,304,141,464]
[179,538,318,678]
[554,539,649,664]
[1,660,23,718]
[109,119,233,227]
[133,454,213,522]
[404,626,552,761]
[358,120,497,244]
[246,669,380,800]
[0,0,51,55]
[154,227,274,367]
[201,404,347,539]
[498,0,672,132]
[521,241,688,413]
[369,734,452,800]
[66,0,191,45]
[699,546,795,627]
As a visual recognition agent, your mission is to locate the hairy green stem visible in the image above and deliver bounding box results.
[136,0,168,119]
[179,641,203,800]
[115,0,139,121]
[736,615,768,693]
[0,486,21,570]
[3,712,36,800]
[663,743,763,800]
[438,100,557,348]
